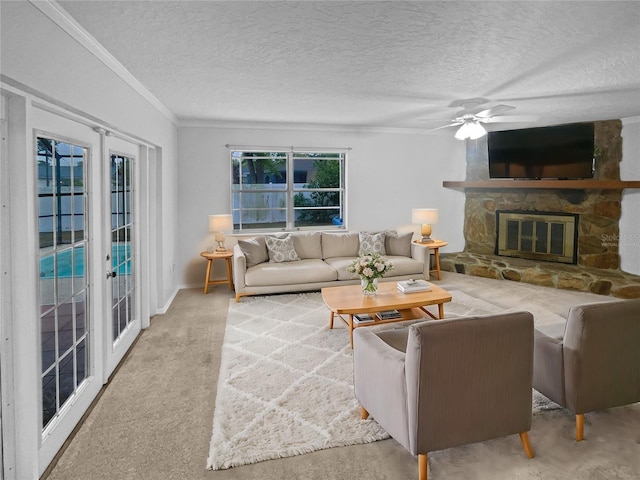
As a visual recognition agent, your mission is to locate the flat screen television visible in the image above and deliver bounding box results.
[487,122,595,179]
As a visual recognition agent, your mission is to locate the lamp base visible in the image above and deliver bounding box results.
[214,232,227,252]
[420,236,434,243]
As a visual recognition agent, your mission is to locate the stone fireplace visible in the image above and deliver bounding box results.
[496,211,578,264]
[440,120,640,299]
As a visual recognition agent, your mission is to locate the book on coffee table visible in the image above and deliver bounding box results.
[397,279,431,293]
[376,310,402,320]
[353,313,375,324]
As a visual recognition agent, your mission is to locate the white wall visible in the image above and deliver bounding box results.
[177,126,466,286]
[621,118,640,275]
[1,0,180,308]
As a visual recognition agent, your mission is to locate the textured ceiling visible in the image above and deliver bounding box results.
[59,1,640,131]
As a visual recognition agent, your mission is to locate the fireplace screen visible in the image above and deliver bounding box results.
[496,211,578,264]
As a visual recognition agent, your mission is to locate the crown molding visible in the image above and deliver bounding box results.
[29,0,177,126]
[178,118,427,135]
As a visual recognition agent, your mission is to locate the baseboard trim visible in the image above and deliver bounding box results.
[155,286,182,314]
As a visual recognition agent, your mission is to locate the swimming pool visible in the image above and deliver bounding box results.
[40,244,131,279]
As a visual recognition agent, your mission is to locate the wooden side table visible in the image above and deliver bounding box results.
[413,239,447,280]
[200,251,234,294]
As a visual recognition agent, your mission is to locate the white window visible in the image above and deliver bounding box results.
[231,149,346,232]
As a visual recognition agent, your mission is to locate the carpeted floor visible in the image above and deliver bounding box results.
[45,272,640,480]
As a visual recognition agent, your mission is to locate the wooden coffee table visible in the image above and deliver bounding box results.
[321,281,453,348]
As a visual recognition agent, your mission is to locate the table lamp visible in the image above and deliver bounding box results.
[209,214,233,252]
[412,208,439,243]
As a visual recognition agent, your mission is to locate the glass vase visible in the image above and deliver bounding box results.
[361,277,378,295]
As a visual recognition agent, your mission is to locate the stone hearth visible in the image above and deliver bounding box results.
[442,120,640,299]
[440,252,640,299]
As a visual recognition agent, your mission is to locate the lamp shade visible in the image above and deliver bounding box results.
[209,214,233,232]
[411,208,439,225]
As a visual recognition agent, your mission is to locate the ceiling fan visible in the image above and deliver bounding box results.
[421,101,539,140]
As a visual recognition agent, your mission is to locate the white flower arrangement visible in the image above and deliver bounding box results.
[347,253,393,280]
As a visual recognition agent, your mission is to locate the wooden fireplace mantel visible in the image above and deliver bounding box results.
[442,180,640,190]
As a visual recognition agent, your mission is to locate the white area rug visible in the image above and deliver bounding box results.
[207,288,562,470]
[207,292,388,470]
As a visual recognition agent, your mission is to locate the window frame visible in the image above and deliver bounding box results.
[230,147,347,233]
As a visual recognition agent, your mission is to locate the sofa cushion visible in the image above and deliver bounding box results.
[322,232,359,259]
[324,257,359,281]
[292,231,323,259]
[358,231,386,256]
[385,231,413,257]
[265,234,300,263]
[383,256,424,277]
[245,259,337,286]
[237,236,268,268]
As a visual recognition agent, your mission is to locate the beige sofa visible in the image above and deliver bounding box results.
[233,230,430,302]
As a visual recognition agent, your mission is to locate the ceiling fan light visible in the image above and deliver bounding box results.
[454,122,472,140]
[468,121,487,140]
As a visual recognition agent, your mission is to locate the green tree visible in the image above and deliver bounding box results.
[294,158,341,225]
[233,152,286,185]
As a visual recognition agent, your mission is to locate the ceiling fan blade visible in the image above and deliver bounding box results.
[475,104,516,118]
[418,118,463,123]
[427,122,463,132]
[483,115,540,123]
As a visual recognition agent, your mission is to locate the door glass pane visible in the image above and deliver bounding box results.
[535,221,548,253]
[58,352,74,407]
[41,308,56,373]
[37,136,90,430]
[75,291,86,339]
[37,138,55,250]
[42,370,56,428]
[110,154,135,344]
[57,298,74,356]
[73,245,86,295]
[76,338,87,388]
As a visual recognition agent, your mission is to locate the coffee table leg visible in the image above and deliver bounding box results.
[438,303,444,319]
[349,315,354,350]
[329,311,335,329]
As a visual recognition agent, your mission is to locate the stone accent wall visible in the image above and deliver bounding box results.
[441,120,640,299]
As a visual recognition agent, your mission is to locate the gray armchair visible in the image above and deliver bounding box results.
[533,299,640,441]
[353,312,535,480]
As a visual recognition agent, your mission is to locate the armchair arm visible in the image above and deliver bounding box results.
[532,328,566,407]
[410,242,431,277]
[353,328,411,452]
[233,244,247,291]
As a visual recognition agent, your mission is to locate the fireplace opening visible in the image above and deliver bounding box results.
[496,211,579,264]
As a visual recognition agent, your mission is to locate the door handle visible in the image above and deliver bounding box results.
[107,271,118,279]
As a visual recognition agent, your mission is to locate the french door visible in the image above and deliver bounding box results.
[32,109,142,473]
[104,137,140,374]
[37,135,92,431]
[33,111,104,471]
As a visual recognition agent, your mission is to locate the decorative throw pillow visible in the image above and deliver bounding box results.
[358,231,386,256]
[237,237,268,268]
[265,234,301,263]
[385,230,413,257]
